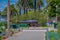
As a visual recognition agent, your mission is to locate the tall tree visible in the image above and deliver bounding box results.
[22,0,28,14]
[7,0,10,37]
[27,0,33,9]
[37,0,43,11]
[17,0,28,14]
[10,5,18,16]
[34,0,37,12]
[46,0,60,22]
[16,0,22,15]
[46,0,60,16]
[33,0,43,12]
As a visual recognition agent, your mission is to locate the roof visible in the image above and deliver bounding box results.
[20,20,38,23]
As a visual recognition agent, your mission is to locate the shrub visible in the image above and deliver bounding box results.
[0,36,2,40]
[57,23,60,34]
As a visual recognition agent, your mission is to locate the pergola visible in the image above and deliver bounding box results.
[19,20,38,27]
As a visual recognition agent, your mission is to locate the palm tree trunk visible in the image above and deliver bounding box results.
[38,5,40,12]
[23,0,28,14]
[34,0,37,12]
[24,7,28,14]
[23,0,26,14]
[6,0,10,38]
[24,7,26,14]
[26,7,28,14]
[19,7,21,15]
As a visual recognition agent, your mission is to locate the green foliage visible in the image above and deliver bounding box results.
[38,13,47,26]
[0,22,6,32]
[11,10,47,26]
[0,22,7,26]
[1,4,17,16]
[1,0,51,27]
[50,36,55,40]
[57,23,60,34]
[0,36,2,40]
[58,16,60,22]
[46,0,60,17]
[47,32,60,40]
[46,0,60,3]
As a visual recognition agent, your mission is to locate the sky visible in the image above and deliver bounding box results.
[0,0,18,11]
[0,0,47,11]
[43,0,47,7]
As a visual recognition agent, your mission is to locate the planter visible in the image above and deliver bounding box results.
[2,36,6,40]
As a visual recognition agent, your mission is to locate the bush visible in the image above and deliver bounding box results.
[50,30,54,32]
[0,36,2,40]
[50,36,55,40]
[57,23,60,34]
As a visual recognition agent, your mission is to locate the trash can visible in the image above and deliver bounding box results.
[20,23,27,29]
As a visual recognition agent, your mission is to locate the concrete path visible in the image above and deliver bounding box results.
[7,29,46,40]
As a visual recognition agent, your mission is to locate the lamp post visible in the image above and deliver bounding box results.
[45,9,49,40]
[46,10,49,40]
[6,0,10,38]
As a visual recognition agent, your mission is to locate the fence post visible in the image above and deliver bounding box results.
[47,28,49,40]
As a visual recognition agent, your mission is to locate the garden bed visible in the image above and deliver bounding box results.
[46,31,60,40]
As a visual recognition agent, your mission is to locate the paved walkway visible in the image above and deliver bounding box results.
[7,27,47,40]
[7,27,56,40]
[7,27,54,40]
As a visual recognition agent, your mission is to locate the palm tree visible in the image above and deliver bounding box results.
[10,4,18,16]
[2,4,17,16]
[21,0,28,14]
[6,0,10,38]
[33,0,43,12]
[2,4,18,24]
[16,0,22,15]
[17,0,29,14]
[37,0,43,12]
